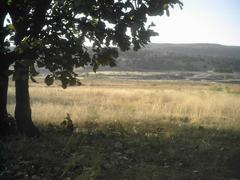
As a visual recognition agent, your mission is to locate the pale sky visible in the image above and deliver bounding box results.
[4,0,240,46]
[150,0,240,46]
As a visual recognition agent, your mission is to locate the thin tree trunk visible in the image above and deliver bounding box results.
[0,70,9,121]
[0,66,17,136]
[14,62,39,137]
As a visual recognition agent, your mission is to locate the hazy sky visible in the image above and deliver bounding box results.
[150,0,240,46]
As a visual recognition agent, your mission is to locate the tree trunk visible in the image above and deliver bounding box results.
[0,70,9,121]
[14,62,39,137]
[0,66,17,136]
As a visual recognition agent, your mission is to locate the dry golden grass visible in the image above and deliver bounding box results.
[4,78,240,179]
[7,78,240,130]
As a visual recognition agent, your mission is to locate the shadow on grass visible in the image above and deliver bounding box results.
[1,120,240,179]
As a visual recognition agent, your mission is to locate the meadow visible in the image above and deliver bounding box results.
[7,77,240,129]
[1,76,240,179]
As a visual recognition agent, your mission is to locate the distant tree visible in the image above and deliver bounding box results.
[0,0,183,136]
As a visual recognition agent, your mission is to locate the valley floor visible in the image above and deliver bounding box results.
[1,76,240,179]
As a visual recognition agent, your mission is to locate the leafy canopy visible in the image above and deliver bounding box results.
[1,0,182,88]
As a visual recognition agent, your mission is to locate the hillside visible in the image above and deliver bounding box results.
[105,43,240,72]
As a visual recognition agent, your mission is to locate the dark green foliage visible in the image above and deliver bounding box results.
[0,0,182,135]
[61,113,74,133]
[1,0,182,87]
[44,75,54,86]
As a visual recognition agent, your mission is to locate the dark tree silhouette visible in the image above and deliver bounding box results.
[0,0,182,136]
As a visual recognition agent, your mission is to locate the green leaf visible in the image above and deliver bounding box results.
[6,19,11,24]
[166,9,170,16]
[45,75,54,86]
[7,70,14,76]
[93,63,99,73]
[7,0,13,5]
[69,78,77,86]
[61,82,67,89]
[7,24,15,31]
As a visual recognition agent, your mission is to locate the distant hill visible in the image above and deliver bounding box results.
[104,43,240,72]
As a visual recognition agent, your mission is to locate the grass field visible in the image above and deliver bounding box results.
[1,77,240,179]
[7,77,240,129]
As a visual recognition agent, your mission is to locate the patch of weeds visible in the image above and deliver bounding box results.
[209,85,223,92]
[179,116,191,123]
[83,120,99,134]
[126,105,136,114]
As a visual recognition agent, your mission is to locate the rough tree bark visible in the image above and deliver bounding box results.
[0,69,9,121]
[14,62,39,137]
[0,61,17,136]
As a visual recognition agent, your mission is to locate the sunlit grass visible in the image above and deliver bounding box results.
[4,78,240,179]
[7,78,240,130]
